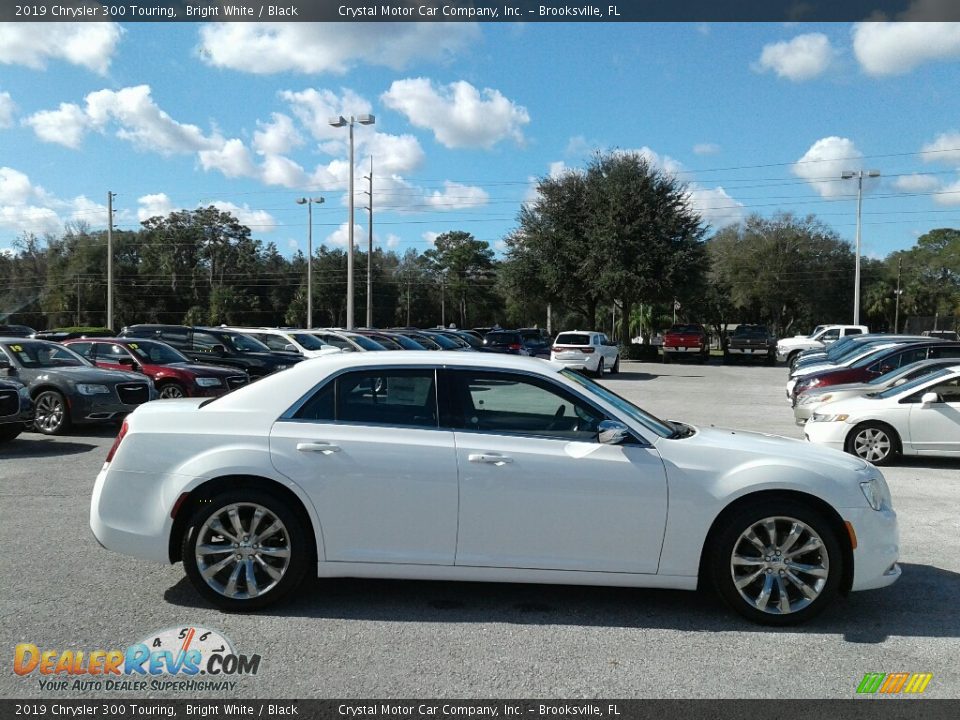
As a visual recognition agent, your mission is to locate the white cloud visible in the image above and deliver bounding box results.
[0,166,105,236]
[66,195,108,224]
[384,233,401,249]
[261,154,310,188]
[198,138,258,178]
[0,92,15,129]
[892,174,941,192]
[0,23,123,74]
[425,181,490,210]
[630,146,688,179]
[382,78,530,149]
[198,23,480,75]
[933,178,960,206]
[754,33,835,81]
[693,142,721,156]
[362,132,425,174]
[253,113,303,156]
[207,201,278,232]
[548,161,571,178]
[279,88,373,141]
[325,222,365,248]
[853,23,960,76]
[792,137,865,198]
[920,132,960,165]
[137,193,174,222]
[23,103,91,148]
[687,186,744,229]
[422,231,440,246]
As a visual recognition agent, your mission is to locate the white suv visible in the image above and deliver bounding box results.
[776,325,868,367]
[550,331,620,376]
[219,327,342,359]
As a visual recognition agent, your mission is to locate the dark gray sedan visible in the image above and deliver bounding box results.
[0,338,157,435]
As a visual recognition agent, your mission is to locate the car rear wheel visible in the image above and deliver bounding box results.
[710,499,842,625]
[33,390,70,435]
[845,422,900,466]
[610,355,620,374]
[182,489,309,611]
[594,358,604,378]
[157,381,187,399]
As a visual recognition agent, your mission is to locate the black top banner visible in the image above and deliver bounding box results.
[3,0,960,23]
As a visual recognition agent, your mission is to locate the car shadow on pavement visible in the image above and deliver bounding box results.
[163,562,956,640]
[889,457,960,470]
[2,436,101,457]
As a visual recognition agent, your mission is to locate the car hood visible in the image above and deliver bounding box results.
[656,424,869,475]
[21,366,145,384]
[807,393,892,418]
[801,380,877,399]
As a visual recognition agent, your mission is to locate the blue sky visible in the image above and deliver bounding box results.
[2,21,960,261]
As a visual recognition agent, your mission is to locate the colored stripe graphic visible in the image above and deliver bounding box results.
[857,673,932,694]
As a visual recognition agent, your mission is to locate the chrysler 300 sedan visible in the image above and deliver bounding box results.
[91,352,900,625]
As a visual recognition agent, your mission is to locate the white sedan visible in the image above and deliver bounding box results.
[804,364,960,465]
[91,352,900,625]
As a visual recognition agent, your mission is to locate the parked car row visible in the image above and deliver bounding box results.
[783,332,960,465]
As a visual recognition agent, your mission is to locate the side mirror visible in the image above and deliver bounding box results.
[597,420,630,445]
[117,356,135,366]
[283,344,298,353]
[0,357,13,376]
[921,391,941,405]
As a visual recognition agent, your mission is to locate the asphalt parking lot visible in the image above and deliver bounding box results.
[2,359,959,699]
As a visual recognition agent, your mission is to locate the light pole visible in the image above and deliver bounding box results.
[295,196,324,328]
[841,169,880,326]
[328,113,375,329]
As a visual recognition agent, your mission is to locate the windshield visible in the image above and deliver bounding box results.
[390,334,426,350]
[347,334,387,351]
[223,332,272,353]
[561,368,674,438]
[425,333,460,349]
[732,326,768,338]
[851,346,910,369]
[876,367,953,399]
[829,341,891,364]
[126,340,189,364]
[2,341,90,369]
[823,337,858,358]
[290,333,327,350]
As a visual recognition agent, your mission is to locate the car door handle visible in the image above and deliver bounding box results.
[297,442,341,454]
[468,453,513,466]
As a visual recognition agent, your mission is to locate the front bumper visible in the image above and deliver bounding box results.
[69,394,152,423]
[803,418,849,451]
[842,506,901,591]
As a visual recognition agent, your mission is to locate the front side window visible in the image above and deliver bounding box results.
[68,342,94,359]
[820,329,841,341]
[921,377,960,403]
[846,328,863,335]
[446,370,605,441]
[293,369,438,428]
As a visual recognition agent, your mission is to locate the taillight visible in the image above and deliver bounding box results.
[509,343,522,351]
[105,420,128,463]
[581,347,595,354]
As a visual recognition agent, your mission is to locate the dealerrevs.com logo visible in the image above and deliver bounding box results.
[857,673,933,695]
[13,626,260,692]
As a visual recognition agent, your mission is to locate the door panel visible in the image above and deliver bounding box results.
[908,377,960,454]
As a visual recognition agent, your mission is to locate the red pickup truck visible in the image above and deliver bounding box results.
[661,323,710,364]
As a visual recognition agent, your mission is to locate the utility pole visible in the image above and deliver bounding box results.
[76,274,81,326]
[106,191,115,330]
[363,157,373,327]
[841,170,880,325]
[406,278,411,326]
[440,274,446,327]
[894,257,903,333]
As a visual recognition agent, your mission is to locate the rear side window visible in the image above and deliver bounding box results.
[158,329,189,345]
[929,346,960,359]
[293,370,437,427]
[555,333,591,346]
[68,342,94,359]
[846,328,863,335]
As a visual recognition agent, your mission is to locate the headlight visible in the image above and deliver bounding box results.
[195,377,223,387]
[810,412,849,423]
[799,393,828,405]
[77,383,109,395]
[860,477,892,511]
[276,365,290,371]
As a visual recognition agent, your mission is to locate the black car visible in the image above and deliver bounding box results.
[480,330,550,358]
[723,324,777,365]
[119,325,303,379]
[0,338,155,435]
[32,327,114,341]
[0,324,36,338]
[0,375,34,443]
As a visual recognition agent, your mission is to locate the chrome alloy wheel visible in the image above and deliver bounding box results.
[730,516,830,616]
[34,392,66,433]
[158,383,185,399]
[195,502,291,599]
[852,427,892,464]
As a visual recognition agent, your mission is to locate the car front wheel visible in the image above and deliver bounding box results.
[157,381,187,399]
[710,499,842,625]
[182,489,309,611]
[33,390,71,435]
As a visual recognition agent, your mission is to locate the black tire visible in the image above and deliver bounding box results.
[157,381,187,399]
[709,498,843,626]
[787,352,801,371]
[662,353,671,364]
[0,425,22,443]
[844,422,901,466]
[594,359,605,378]
[610,355,620,374]
[33,390,71,435]
[181,489,310,611]
[766,353,776,367]
[722,352,732,365]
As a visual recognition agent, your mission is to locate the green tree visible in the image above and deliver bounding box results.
[422,231,497,328]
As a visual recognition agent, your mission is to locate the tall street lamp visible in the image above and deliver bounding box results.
[295,196,324,328]
[841,169,880,326]
[328,113,375,330]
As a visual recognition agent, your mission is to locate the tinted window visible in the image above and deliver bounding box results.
[347,334,387,351]
[317,334,354,350]
[447,371,604,441]
[158,328,189,345]
[1,341,88,368]
[554,333,591,346]
[927,377,960,402]
[254,334,293,352]
[338,370,436,426]
[126,340,187,364]
[293,381,335,421]
[820,329,840,341]
[290,333,327,350]
[389,334,426,350]
[192,331,228,351]
[96,343,131,362]
[846,328,863,335]
[68,342,94,359]
[929,346,960,359]
[485,332,521,346]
